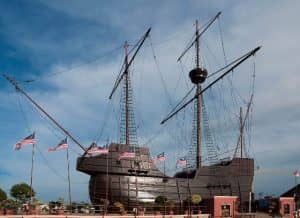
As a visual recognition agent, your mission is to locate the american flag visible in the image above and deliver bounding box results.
[294,170,299,177]
[14,133,35,150]
[176,158,187,168]
[87,146,109,154]
[152,152,166,163]
[119,151,135,160]
[48,138,68,152]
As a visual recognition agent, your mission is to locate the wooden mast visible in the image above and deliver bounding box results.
[195,20,202,169]
[124,41,130,146]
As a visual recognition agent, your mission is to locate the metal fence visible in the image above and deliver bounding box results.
[0,204,209,216]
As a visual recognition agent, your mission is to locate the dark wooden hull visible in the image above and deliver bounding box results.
[77,143,254,207]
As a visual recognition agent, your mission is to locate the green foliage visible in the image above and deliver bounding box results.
[113,201,124,212]
[49,200,63,208]
[155,195,167,205]
[0,188,7,202]
[190,194,202,205]
[1,199,18,209]
[10,183,35,203]
[184,194,202,206]
[32,198,43,206]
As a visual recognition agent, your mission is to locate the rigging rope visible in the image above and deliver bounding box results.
[21,45,123,84]
[15,94,70,182]
[149,35,173,107]
[94,101,113,144]
[23,97,82,156]
[217,17,228,65]
[178,60,190,89]
[35,144,68,182]
[17,94,31,133]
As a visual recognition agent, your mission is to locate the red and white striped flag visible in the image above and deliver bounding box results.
[152,152,166,163]
[176,158,187,168]
[48,138,68,152]
[119,151,135,160]
[87,147,109,155]
[294,170,299,177]
[14,133,35,150]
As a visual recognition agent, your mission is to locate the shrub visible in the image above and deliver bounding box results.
[0,188,7,202]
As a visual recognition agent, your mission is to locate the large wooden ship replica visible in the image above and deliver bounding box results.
[76,12,261,208]
[4,12,261,211]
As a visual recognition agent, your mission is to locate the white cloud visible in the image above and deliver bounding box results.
[1,1,300,201]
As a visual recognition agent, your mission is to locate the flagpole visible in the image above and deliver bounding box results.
[66,146,72,208]
[187,169,191,218]
[296,173,298,211]
[105,144,109,216]
[163,160,166,217]
[29,143,35,204]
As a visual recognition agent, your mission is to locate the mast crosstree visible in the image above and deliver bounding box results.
[161,12,261,170]
[109,28,151,146]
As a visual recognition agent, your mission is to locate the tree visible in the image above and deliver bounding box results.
[0,188,7,202]
[184,194,202,209]
[113,201,125,214]
[190,194,202,205]
[10,183,35,203]
[155,195,167,205]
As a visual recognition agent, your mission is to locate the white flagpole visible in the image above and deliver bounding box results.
[164,159,166,217]
[295,172,298,211]
[105,145,109,215]
[29,143,35,204]
[66,146,72,207]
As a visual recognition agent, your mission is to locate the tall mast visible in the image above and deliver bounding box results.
[195,20,202,169]
[108,28,151,146]
[124,41,130,146]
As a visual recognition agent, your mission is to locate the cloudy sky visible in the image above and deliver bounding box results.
[0,0,300,203]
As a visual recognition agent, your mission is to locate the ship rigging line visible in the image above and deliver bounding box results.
[217,16,228,65]
[21,45,123,84]
[161,46,261,124]
[3,74,87,152]
[177,11,221,62]
[169,48,256,121]
[14,94,69,182]
[23,97,81,156]
[109,27,151,99]
[35,145,68,182]
[167,86,196,117]
[149,35,173,107]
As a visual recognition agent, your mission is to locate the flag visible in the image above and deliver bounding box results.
[294,170,299,177]
[56,138,68,150]
[47,148,56,152]
[14,133,35,150]
[152,152,166,163]
[176,158,187,168]
[119,151,135,160]
[48,138,68,152]
[87,147,109,155]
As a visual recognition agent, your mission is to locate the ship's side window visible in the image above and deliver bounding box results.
[116,160,121,165]
[134,160,139,166]
[221,205,230,217]
[284,204,290,214]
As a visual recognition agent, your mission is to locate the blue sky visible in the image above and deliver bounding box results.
[1,0,300,203]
